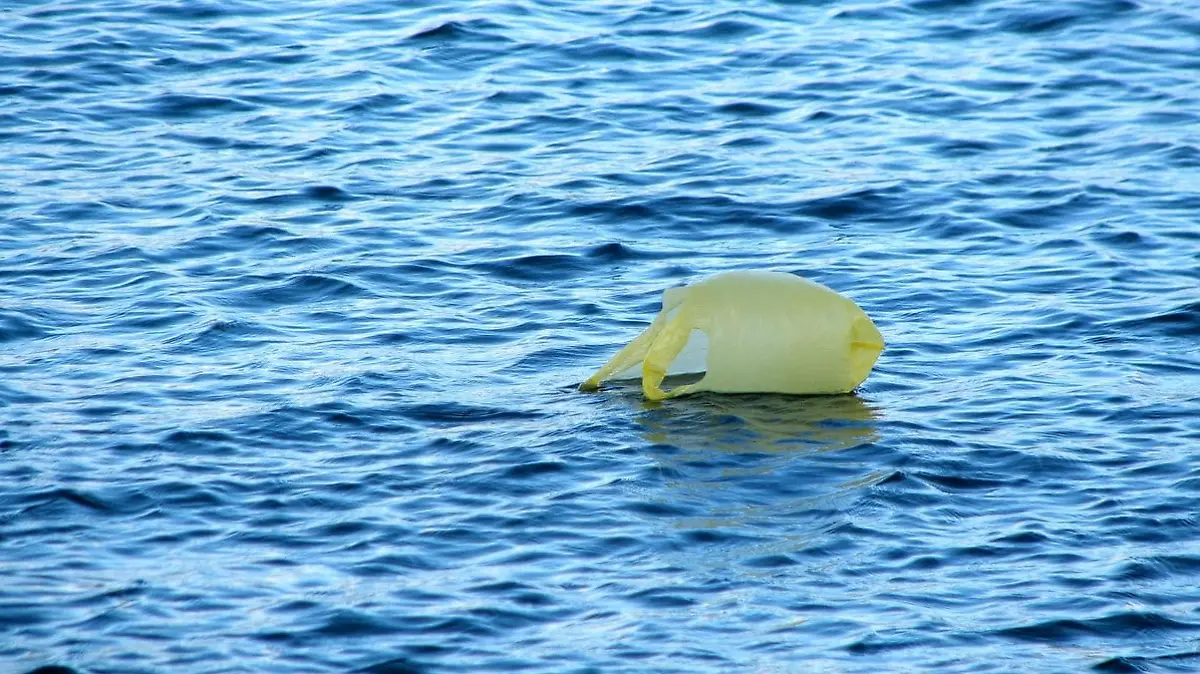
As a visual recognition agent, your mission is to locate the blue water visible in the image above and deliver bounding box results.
[2,0,1199,672]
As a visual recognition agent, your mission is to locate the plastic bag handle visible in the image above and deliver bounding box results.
[579,313,667,390]
[580,287,691,392]
[641,312,701,401]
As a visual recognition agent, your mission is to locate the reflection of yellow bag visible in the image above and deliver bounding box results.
[581,271,884,400]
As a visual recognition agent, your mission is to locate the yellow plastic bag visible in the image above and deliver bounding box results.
[580,270,884,400]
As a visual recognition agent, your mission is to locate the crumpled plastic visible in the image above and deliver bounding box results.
[580,270,884,400]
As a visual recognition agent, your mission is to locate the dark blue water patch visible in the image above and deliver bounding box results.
[509,345,603,374]
[997,9,1082,34]
[407,19,515,44]
[715,101,786,118]
[403,403,545,427]
[480,112,605,137]
[152,473,258,512]
[1094,651,1200,673]
[479,253,593,283]
[340,92,415,116]
[689,18,764,39]
[991,192,1106,229]
[1105,300,1200,339]
[1090,227,1164,251]
[626,587,699,608]
[145,93,257,120]
[742,553,799,569]
[502,460,569,479]
[909,0,988,13]
[22,666,82,674]
[0,430,20,453]
[1047,73,1129,94]
[998,612,1200,644]
[481,87,551,106]
[224,186,360,208]
[792,185,911,222]
[844,632,941,655]
[159,429,242,456]
[935,137,1011,157]
[164,318,282,352]
[571,189,897,235]
[915,471,1011,493]
[721,134,775,147]
[553,38,676,64]
[17,487,111,515]
[1112,555,1200,583]
[143,0,244,20]
[1161,143,1200,168]
[231,273,371,307]
[243,402,418,447]
[0,311,52,344]
[567,197,658,223]
[10,486,158,522]
[301,185,357,202]
[919,21,984,40]
[0,83,34,98]
[991,0,1139,35]
[31,200,130,223]
[833,5,911,21]
[355,657,425,674]
[351,553,446,576]
[585,242,662,262]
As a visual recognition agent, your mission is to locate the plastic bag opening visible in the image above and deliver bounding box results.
[612,329,708,381]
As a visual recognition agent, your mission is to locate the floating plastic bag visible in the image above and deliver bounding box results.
[580,270,884,400]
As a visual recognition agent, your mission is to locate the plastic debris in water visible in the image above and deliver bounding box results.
[580,270,884,400]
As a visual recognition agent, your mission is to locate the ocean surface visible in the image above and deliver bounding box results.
[2,0,1199,672]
